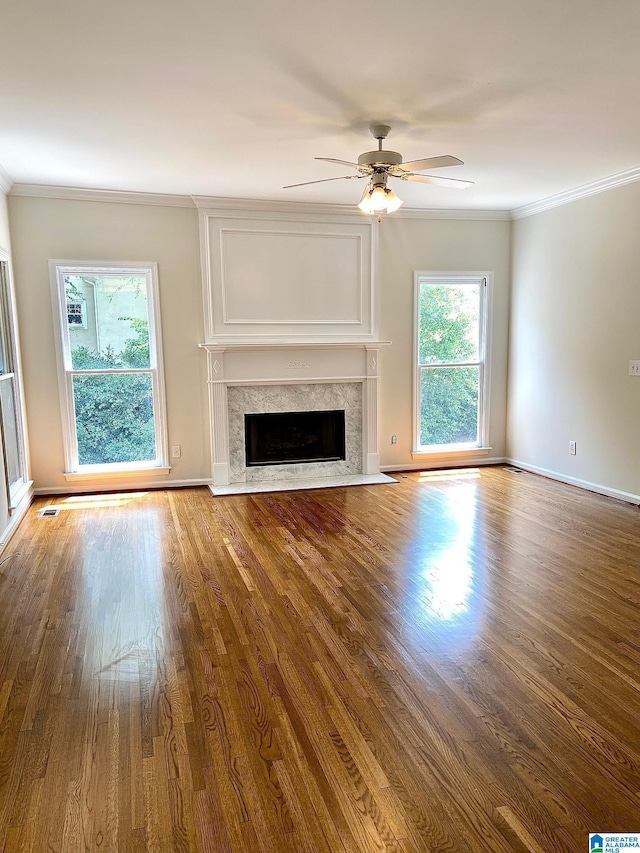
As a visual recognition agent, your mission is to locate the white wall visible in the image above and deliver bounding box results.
[7,195,512,491]
[508,182,640,500]
[9,182,640,500]
[377,215,511,469]
[8,196,210,491]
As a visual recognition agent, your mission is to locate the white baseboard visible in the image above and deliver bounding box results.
[506,458,640,505]
[380,456,507,473]
[32,478,212,496]
[0,484,34,549]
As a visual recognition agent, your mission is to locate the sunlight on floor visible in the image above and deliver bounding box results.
[47,492,149,511]
[418,468,481,483]
[419,543,474,620]
[418,482,478,621]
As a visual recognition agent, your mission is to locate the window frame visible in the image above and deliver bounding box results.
[0,249,30,509]
[49,260,169,478]
[412,271,492,457]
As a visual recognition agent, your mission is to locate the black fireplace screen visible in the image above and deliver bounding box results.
[244,409,346,467]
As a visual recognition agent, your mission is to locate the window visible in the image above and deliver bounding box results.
[50,262,168,475]
[414,273,490,452]
[0,253,28,508]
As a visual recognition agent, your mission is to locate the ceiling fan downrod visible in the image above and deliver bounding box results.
[357,125,403,169]
[370,124,391,148]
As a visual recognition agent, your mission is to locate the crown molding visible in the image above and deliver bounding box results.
[511,167,640,219]
[7,168,640,220]
[5,183,509,219]
[393,206,510,221]
[5,184,510,220]
[192,195,366,217]
[8,183,196,208]
[192,194,510,220]
[0,163,13,194]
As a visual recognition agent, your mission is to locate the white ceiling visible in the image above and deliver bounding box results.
[2,0,640,211]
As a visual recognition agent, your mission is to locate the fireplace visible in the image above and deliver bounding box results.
[201,343,392,493]
[245,409,346,467]
[227,382,361,484]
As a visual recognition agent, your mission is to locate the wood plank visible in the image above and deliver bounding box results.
[0,467,638,850]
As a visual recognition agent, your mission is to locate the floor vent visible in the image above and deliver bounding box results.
[38,507,60,518]
[504,466,524,474]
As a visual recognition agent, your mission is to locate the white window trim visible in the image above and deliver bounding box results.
[412,271,493,457]
[0,248,31,508]
[49,260,169,476]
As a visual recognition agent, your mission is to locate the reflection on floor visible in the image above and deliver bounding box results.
[0,466,638,852]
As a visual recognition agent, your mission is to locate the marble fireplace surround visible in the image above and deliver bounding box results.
[200,341,394,495]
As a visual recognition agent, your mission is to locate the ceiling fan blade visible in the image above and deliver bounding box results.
[315,157,361,169]
[396,155,463,172]
[283,174,366,188]
[399,173,474,189]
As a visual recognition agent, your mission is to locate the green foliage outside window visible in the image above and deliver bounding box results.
[418,284,480,446]
[72,320,156,465]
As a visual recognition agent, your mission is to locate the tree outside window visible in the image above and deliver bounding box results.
[415,275,488,450]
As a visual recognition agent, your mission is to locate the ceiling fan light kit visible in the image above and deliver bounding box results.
[358,182,403,215]
[284,123,473,218]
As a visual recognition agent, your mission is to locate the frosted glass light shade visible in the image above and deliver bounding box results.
[358,184,404,215]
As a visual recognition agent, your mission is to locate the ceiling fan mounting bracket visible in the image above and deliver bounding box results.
[369,124,391,141]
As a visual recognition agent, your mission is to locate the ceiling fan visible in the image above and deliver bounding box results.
[284,124,473,216]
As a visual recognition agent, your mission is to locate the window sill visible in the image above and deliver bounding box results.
[64,465,172,482]
[411,446,492,463]
[9,479,33,513]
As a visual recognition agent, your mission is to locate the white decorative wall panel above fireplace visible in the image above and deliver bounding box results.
[199,207,376,341]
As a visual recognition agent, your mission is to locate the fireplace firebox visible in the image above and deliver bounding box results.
[245,409,346,467]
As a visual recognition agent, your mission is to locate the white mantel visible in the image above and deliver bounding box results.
[201,340,390,491]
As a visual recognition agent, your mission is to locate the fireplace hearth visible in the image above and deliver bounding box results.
[245,409,346,467]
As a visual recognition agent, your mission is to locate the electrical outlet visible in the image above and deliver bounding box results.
[391,434,397,444]
[171,445,181,458]
[629,360,640,375]
[569,440,576,455]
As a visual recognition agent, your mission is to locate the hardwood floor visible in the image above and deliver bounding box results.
[0,466,639,851]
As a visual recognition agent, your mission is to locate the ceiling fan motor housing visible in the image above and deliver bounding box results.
[357,150,403,169]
